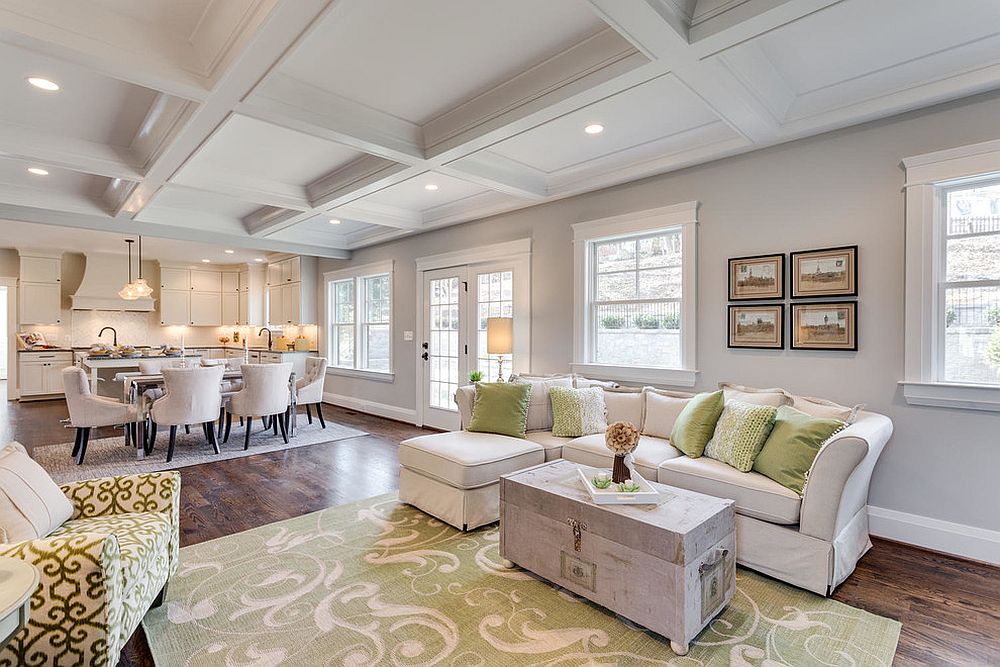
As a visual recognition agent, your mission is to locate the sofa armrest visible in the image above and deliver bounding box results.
[61,471,181,575]
[454,385,475,430]
[799,413,893,541]
[0,533,125,664]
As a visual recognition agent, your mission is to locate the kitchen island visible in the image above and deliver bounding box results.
[81,354,204,396]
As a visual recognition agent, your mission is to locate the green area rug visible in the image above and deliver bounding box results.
[143,494,900,666]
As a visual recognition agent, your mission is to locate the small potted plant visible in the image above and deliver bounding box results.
[605,420,640,484]
[468,370,483,383]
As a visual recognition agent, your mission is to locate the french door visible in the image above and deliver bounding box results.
[419,262,523,430]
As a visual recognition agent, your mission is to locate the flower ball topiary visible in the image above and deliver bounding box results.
[605,420,640,455]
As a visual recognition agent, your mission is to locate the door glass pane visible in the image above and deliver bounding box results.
[428,277,460,410]
[476,271,513,379]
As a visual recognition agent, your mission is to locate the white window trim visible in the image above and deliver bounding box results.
[323,259,394,382]
[571,202,699,387]
[901,139,1000,412]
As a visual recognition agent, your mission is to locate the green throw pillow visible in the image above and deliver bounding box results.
[467,383,532,439]
[669,390,725,458]
[549,386,606,437]
[753,405,845,494]
[704,400,777,472]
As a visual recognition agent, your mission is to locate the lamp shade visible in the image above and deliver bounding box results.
[486,317,513,355]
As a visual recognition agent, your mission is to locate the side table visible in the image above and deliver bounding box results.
[0,557,39,653]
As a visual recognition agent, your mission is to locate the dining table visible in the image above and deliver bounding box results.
[123,367,298,459]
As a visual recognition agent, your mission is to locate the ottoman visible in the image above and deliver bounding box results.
[398,431,544,530]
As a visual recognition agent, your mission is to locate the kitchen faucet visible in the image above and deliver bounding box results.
[98,326,118,347]
[258,327,272,350]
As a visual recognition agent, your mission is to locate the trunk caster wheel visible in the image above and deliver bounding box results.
[501,559,515,569]
[670,640,689,656]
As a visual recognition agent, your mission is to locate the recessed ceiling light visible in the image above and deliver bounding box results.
[424,184,439,191]
[328,219,341,225]
[201,259,210,263]
[224,249,235,254]
[26,77,59,91]
[27,167,49,176]
[254,258,265,262]
[584,124,604,135]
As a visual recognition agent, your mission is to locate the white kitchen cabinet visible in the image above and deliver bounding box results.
[191,292,222,326]
[267,262,282,287]
[281,283,300,325]
[159,289,190,325]
[19,282,62,324]
[190,270,222,292]
[239,270,249,291]
[222,292,239,325]
[19,351,73,398]
[221,272,239,293]
[160,268,190,291]
[20,256,61,283]
[238,290,248,325]
[267,285,283,326]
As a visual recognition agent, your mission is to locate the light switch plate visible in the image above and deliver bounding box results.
[403,330,414,341]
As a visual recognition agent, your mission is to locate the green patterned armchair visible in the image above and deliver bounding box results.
[0,471,180,667]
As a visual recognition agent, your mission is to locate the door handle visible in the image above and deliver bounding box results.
[421,352,429,361]
[422,342,429,349]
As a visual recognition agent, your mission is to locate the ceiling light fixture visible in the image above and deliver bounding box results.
[201,259,211,263]
[424,184,439,191]
[130,236,153,299]
[27,167,49,176]
[26,77,59,91]
[584,124,604,134]
[328,219,341,225]
[224,249,235,254]
[254,258,265,262]
[118,239,138,300]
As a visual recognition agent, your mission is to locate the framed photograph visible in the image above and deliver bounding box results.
[790,302,857,351]
[728,304,784,349]
[790,245,857,298]
[728,253,785,301]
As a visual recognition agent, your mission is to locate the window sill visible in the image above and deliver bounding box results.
[571,363,698,388]
[899,381,1000,412]
[326,367,395,383]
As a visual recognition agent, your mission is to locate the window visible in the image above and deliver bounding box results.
[476,270,513,379]
[324,261,393,379]
[572,203,698,387]
[902,140,1000,411]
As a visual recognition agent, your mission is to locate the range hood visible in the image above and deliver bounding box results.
[71,253,155,311]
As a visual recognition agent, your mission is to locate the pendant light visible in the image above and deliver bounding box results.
[119,239,138,300]
[130,235,153,298]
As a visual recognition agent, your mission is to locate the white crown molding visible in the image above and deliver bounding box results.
[572,201,699,240]
[415,238,531,272]
[323,259,394,281]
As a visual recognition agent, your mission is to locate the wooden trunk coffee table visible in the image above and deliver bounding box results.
[499,460,736,656]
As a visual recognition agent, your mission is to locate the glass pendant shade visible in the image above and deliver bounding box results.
[131,277,153,298]
[119,282,139,300]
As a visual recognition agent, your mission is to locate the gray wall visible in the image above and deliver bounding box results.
[321,91,1000,533]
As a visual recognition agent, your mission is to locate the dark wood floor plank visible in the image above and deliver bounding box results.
[3,388,996,666]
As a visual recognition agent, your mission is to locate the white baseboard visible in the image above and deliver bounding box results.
[322,391,417,425]
[868,505,1000,565]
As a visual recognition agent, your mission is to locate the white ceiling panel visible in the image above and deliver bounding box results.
[173,114,366,188]
[0,157,108,198]
[140,185,261,221]
[277,0,607,124]
[362,172,490,213]
[488,74,726,173]
[0,41,159,146]
[88,0,213,41]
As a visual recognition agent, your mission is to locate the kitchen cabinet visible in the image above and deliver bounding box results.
[222,292,239,325]
[190,270,222,292]
[265,256,316,325]
[190,292,222,326]
[19,351,73,398]
[19,282,61,325]
[160,268,190,291]
[238,291,248,325]
[20,256,61,283]
[282,283,300,325]
[160,289,190,325]
[259,350,309,377]
[267,262,282,287]
[267,285,283,326]
[239,270,249,291]
[221,272,239,293]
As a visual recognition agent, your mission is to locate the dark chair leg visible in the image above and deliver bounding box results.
[206,420,220,454]
[243,416,253,450]
[261,415,270,429]
[316,402,326,429]
[146,421,158,454]
[76,427,91,465]
[305,404,313,424]
[71,427,83,458]
[272,414,279,436]
[151,582,168,608]
[124,422,131,448]
[218,407,225,438]
[223,412,233,444]
[239,416,244,426]
[184,424,190,435]
[166,425,178,463]
[277,412,289,444]
[201,422,209,440]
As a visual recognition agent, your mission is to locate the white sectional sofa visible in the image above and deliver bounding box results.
[398,380,892,595]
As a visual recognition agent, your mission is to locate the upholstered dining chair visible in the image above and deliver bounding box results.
[223,363,293,450]
[62,367,139,465]
[148,366,225,462]
[201,358,244,436]
[296,356,328,428]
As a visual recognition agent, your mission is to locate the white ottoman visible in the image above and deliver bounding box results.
[399,431,544,530]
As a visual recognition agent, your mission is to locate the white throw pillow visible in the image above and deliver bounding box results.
[789,394,864,423]
[642,388,694,439]
[0,442,73,543]
[573,375,619,389]
[603,387,644,429]
[512,376,573,431]
[719,382,792,407]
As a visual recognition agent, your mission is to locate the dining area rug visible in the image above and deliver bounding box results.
[32,420,368,483]
[142,494,901,666]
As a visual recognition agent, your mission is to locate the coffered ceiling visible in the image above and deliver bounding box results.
[0,0,997,259]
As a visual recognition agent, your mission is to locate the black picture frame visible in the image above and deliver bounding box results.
[789,301,858,351]
[728,304,785,349]
[728,253,785,301]
[789,245,858,299]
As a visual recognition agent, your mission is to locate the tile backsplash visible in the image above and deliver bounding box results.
[72,310,154,347]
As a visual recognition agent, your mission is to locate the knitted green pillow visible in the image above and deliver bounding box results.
[704,400,777,472]
[549,386,606,437]
[467,383,532,439]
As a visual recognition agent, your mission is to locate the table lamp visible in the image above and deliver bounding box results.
[486,317,513,382]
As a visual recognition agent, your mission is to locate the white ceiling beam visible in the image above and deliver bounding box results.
[117,0,335,219]
[0,122,143,180]
[169,176,311,211]
[331,201,424,230]
[688,0,844,58]
[438,153,548,200]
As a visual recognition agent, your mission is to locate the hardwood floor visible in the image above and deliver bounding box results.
[4,386,997,666]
